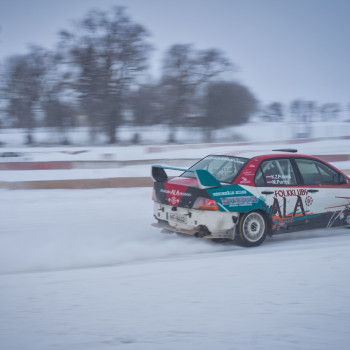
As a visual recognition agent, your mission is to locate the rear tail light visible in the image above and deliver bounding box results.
[152,189,158,202]
[193,197,219,211]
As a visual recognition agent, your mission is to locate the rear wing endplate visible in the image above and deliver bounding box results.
[151,165,221,189]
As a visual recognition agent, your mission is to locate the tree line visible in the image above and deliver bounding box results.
[1,7,347,145]
[262,100,346,123]
[0,7,257,145]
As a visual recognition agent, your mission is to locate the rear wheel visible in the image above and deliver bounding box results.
[235,211,267,247]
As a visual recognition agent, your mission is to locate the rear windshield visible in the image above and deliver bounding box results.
[181,155,248,184]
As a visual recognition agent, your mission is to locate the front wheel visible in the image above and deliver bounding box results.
[235,211,268,247]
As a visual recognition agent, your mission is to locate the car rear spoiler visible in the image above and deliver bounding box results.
[151,165,221,189]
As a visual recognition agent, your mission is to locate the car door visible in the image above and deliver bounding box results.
[293,158,350,228]
[254,158,308,232]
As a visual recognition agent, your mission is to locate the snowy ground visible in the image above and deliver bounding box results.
[1,188,350,349]
[1,131,350,349]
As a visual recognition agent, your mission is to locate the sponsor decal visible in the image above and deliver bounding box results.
[240,176,250,184]
[206,156,246,164]
[266,174,292,185]
[207,185,265,213]
[160,189,191,197]
[274,189,308,197]
[163,184,192,207]
[235,160,256,186]
[212,190,247,197]
[268,195,321,231]
[270,195,306,219]
[305,196,313,207]
[267,174,291,180]
[220,196,258,207]
[241,170,255,176]
[170,196,178,205]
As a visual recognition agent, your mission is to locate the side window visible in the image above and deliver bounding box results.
[316,162,339,185]
[294,159,321,185]
[258,159,297,186]
[340,173,348,185]
[295,158,342,185]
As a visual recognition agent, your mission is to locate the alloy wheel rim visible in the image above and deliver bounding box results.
[243,213,265,242]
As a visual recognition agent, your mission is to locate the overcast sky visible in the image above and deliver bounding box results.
[0,0,349,106]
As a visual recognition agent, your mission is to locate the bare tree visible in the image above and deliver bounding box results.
[319,103,341,121]
[263,102,284,122]
[2,46,48,144]
[290,100,316,123]
[37,50,78,144]
[160,44,234,142]
[203,81,258,141]
[129,84,161,126]
[58,7,152,143]
[42,99,76,144]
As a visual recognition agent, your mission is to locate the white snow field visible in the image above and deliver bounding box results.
[1,188,350,350]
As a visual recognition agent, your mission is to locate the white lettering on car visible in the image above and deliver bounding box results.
[160,189,191,197]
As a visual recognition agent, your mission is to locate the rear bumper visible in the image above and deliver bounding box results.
[153,202,239,239]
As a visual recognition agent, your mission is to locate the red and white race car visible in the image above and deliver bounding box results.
[151,149,350,247]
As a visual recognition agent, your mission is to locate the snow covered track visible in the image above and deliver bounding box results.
[1,188,350,349]
[0,188,229,274]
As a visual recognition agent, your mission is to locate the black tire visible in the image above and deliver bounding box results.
[235,211,268,247]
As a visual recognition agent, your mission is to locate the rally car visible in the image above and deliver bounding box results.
[151,149,350,247]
